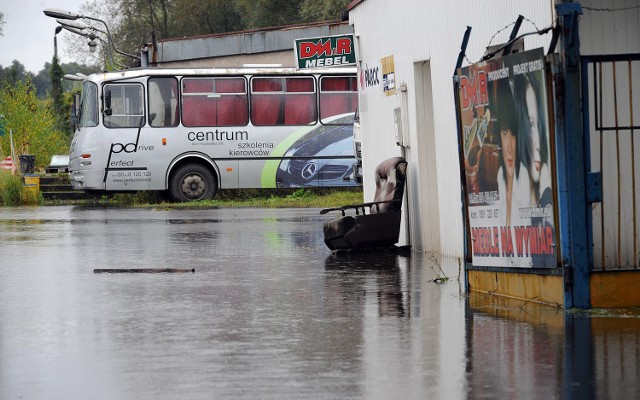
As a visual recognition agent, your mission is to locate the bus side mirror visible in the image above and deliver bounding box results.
[104,89,112,116]
[73,93,81,118]
[72,92,81,131]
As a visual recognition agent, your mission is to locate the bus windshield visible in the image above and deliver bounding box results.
[78,81,98,128]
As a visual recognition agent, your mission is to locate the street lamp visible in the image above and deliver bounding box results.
[58,24,127,69]
[43,8,146,66]
[55,18,88,31]
[57,18,118,57]
[57,20,99,53]
[87,39,98,53]
[43,8,78,20]
[54,25,62,59]
[63,74,84,81]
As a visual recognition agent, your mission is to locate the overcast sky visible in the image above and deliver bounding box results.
[0,0,87,73]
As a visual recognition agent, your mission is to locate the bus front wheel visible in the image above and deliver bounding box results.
[169,164,217,202]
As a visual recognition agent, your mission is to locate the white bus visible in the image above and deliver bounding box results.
[69,66,359,201]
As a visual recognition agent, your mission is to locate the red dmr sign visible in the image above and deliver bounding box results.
[294,34,356,69]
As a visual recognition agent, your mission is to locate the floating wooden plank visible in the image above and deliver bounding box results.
[93,268,195,274]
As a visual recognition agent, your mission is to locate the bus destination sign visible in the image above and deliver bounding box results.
[294,34,356,69]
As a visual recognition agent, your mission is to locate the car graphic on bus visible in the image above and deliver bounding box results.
[276,114,360,188]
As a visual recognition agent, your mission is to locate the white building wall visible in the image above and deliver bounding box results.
[350,0,554,256]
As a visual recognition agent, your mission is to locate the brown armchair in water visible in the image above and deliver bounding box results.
[320,157,407,251]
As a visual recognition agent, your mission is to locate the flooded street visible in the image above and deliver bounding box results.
[1,206,639,399]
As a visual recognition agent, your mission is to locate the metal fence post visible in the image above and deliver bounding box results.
[556,2,590,308]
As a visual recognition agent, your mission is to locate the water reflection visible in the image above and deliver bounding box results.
[467,293,640,399]
[324,251,410,317]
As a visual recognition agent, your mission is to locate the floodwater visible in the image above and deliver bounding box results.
[0,206,639,400]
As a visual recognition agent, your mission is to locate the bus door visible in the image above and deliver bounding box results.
[102,82,152,191]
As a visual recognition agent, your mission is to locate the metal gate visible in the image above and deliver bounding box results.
[582,54,640,271]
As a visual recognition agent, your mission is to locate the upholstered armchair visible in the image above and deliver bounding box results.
[321,157,407,251]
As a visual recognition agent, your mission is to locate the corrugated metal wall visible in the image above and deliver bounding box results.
[349,0,553,256]
[585,55,640,270]
[153,22,354,67]
[580,0,640,55]
[580,0,640,270]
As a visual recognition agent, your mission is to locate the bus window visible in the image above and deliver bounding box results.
[78,81,98,127]
[319,76,358,125]
[182,77,248,127]
[182,79,215,126]
[216,78,248,126]
[284,77,316,125]
[251,76,316,126]
[103,83,145,128]
[148,77,179,127]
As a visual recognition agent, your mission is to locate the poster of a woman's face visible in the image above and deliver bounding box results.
[496,76,519,187]
[457,48,556,268]
[526,82,542,182]
[501,127,516,182]
[515,72,549,201]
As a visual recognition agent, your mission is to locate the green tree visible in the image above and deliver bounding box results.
[300,0,350,22]
[0,61,33,87]
[32,63,53,99]
[50,56,67,132]
[113,0,165,67]
[0,11,4,36]
[234,0,305,29]
[0,80,68,167]
[32,62,99,100]
[172,0,243,36]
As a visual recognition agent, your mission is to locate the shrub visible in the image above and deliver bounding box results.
[0,172,23,205]
[0,80,69,171]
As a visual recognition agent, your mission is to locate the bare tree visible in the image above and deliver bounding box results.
[59,1,130,69]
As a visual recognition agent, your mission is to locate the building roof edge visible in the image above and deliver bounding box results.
[347,0,366,11]
[158,20,350,44]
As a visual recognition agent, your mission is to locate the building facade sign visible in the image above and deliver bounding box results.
[381,55,396,96]
[457,48,557,268]
[359,61,380,92]
[294,34,356,69]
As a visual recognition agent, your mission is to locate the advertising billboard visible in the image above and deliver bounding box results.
[457,48,557,268]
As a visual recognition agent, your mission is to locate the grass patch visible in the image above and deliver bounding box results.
[111,190,165,206]
[0,173,24,206]
[165,188,363,209]
[0,173,44,206]
[35,186,363,209]
[109,188,364,209]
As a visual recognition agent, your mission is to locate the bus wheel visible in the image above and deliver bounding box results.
[169,164,217,202]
